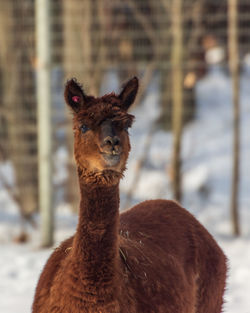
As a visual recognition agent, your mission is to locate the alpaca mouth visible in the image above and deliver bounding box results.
[101,152,121,167]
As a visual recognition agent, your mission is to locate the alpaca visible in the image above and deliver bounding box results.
[32,77,227,313]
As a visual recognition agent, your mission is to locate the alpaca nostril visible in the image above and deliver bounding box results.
[104,137,112,146]
[113,137,120,146]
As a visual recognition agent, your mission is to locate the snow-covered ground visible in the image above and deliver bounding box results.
[0,66,250,313]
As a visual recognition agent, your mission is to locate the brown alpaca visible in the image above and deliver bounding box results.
[32,77,227,313]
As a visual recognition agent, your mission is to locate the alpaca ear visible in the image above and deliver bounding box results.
[119,77,139,111]
[64,78,87,112]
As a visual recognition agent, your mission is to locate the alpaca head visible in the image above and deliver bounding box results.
[64,77,138,185]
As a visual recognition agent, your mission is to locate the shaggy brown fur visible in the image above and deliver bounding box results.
[32,77,227,313]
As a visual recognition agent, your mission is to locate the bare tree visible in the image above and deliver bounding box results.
[228,0,240,236]
[171,0,184,202]
[159,0,207,130]
[0,0,38,220]
[36,0,54,247]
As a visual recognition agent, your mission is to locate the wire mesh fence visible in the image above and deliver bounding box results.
[0,0,249,238]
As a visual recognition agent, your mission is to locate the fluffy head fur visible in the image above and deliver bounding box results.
[64,77,138,186]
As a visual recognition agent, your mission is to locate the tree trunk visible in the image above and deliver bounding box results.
[35,0,54,247]
[0,0,38,218]
[228,0,240,236]
[171,0,183,202]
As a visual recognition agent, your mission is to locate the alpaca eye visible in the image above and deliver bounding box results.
[80,125,90,134]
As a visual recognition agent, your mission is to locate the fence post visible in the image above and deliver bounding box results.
[228,0,240,236]
[35,0,54,246]
[171,0,183,202]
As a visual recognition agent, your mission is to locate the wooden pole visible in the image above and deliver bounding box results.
[228,0,240,236]
[171,0,183,202]
[35,0,54,246]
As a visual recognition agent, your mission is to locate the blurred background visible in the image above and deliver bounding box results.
[0,0,249,312]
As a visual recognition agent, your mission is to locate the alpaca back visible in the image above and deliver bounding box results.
[118,200,226,313]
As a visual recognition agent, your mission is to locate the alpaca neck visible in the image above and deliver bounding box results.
[72,171,120,288]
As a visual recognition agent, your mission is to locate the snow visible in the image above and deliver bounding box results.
[0,66,250,312]
[0,244,49,313]
[205,46,225,64]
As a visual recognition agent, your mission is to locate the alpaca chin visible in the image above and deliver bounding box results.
[101,153,121,167]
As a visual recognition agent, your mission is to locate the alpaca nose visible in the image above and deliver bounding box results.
[100,120,121,153]
[103,136,120,148]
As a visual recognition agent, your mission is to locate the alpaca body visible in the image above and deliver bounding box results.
[33,197,226,313]
[32,77,226,313]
